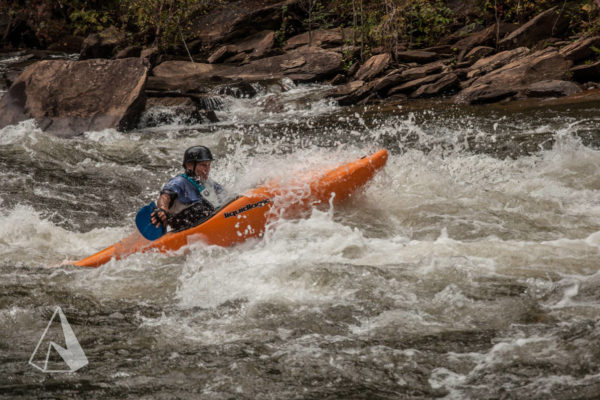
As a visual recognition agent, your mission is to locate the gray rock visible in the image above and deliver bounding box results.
[0,58,148,137]
[521,80,581,98]
[456,49,572,104]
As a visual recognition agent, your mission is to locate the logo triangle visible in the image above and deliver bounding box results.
[29,306,88,373]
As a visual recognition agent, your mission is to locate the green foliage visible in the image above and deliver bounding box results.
[69,8,112,35]
[120,0,220,50]
[275,6,289,48]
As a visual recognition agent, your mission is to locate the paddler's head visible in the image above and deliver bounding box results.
[182,145,213,181]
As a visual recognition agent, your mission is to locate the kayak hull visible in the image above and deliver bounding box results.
[73,149,388,267]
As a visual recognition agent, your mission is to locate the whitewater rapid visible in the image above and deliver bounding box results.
[1,83,599,399]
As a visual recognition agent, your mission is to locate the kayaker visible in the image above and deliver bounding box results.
[151,145,227,231]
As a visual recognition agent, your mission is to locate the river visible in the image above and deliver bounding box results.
[1,75,599,399]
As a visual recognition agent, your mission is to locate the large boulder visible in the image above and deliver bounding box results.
[456,49,572,104]
[498,7,569,50]
[0,58,148,137]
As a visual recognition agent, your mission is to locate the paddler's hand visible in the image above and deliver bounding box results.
[151,208,169,227]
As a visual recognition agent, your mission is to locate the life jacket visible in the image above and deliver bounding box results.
[161,174,225,231]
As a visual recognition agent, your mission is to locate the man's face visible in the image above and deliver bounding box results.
[191,161,211,181]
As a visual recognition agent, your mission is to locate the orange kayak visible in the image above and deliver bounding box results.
[73,149,388,267]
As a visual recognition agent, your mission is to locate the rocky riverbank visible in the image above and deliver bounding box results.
[1,1,600,137]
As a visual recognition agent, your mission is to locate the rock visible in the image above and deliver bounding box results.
[571,61,600,83]
[230,47,343,82]
[284,28,351,50]
[521,80,581,98]
[441,22,486,45]
[235,30,275,58]
[148,63,225,92]
[150,47,342,89]
[422,45,454,56]
[559,36,600,62]
[467,47,530,79]
[326,80,365,98]
[80,26,125,59]
[456,49,572,104]
[114,46,142,59]
[354,53,391,81]
[454,23,519,60]
[208,45,238,63]
[346,62,360,77]
[498,7,568,50]
[193,0,293,45]
[395,50,439,64]
[455,85,519,104]
[330,74,346,85]
[388,74,443,96]
[464,46,494,62]
[140,46,160,66]
[410,73,459,98]
[334,81,376,106]
[401,61,446,81]
[212,30,276,63]
[0,58,148,137]
[372,69,406,94]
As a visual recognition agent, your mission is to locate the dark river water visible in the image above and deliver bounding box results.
[1,62,600,399]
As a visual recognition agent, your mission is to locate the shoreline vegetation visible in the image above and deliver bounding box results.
[2,0,600,136]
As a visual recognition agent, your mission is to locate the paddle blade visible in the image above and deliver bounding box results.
[135,201,166,241]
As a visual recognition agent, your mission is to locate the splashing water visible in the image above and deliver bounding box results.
[1,82,600,399]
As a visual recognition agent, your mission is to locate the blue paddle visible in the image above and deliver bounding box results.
[135,201,166,240]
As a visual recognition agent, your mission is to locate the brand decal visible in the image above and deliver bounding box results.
[224,199,271,218]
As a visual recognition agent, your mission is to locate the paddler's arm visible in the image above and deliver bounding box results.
[151,193,173,227]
